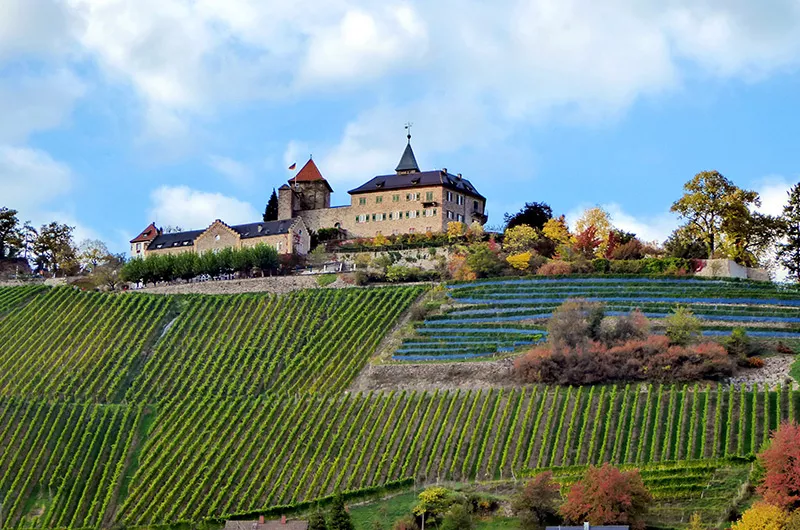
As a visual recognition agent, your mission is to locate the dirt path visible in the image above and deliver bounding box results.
[348,358,520,392]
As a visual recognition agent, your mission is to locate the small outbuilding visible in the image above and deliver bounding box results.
[225,515,309,530]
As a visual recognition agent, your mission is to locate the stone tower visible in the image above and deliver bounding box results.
[277,158,333,219]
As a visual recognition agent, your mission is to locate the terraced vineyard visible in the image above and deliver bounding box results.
[0,399,144,529]
[0,288,173,402]
[119,384,794,525]
[547,460,751,528]
[0,284,47,312]
[397,277,800,360]
[0,279,797,529]
[127,287,424,401]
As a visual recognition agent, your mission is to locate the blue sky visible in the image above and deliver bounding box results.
[2,0,799,254]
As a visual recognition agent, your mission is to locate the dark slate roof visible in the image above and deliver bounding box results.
[147,230,204,251]
[146,220,296,250]
[230,219,295,239]
[395,142,420,172]
[348,170,485,200]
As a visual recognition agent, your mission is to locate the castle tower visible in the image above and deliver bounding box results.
[395,131,420,175]
[286,158,333,213]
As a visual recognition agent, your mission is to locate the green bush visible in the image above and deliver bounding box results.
[665,305,701,346]
[316,274,337,287]
[592,258,610,273]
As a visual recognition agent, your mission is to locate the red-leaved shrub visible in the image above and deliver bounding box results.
[758,422,800,510]
[515,335,734,385]
[537,260,572,276]
[560,464,652,530]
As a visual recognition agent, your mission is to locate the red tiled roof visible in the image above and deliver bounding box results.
[130,222,160,243]
[289,159,325,183]
[288,158,333,192]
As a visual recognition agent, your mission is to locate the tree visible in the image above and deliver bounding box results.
[670,171,760,258]
[447,222,467,241]
[0,207,22,259]
[465,242,504,278]
[560,464,651,530]
[573,226,601,259]
[78,239,111,272]
[33,222,78,276]
[575,207,613,257]
[730,503,788,530]
[327,494,354,530]
[440,504,472,530]
[778,183,800,282]
[721,208,782,267]
[504,202,553,231]
[664,226,708,260]
[512,471,562,530]
[542,216,571,246]
[264,188,280,222]
[309,509,328,530]
[413,487,453,529]
[758,422,800,510]
[93,252,127,289]
[163,225,184,234]
[503,224,539,253]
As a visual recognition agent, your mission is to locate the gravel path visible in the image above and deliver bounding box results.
[726,354,796,388]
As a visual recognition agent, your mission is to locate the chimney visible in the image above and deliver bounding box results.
[442,168,447,174]
[259,515,265,524]
[281,515,287,525]
[584,522,590,530]
[457,173,462,179]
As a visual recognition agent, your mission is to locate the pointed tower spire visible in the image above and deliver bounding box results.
[395,123,420,174]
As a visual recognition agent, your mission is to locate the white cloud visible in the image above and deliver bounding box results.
[299,6,428,85]
[0,145,73,210]
[147,185,260,229]
[0,0,76,60]
[0,69,86,143]
[754,175,795,216]
[207,155,254,187]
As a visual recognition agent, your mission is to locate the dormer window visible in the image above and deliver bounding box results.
[411,178,420,185]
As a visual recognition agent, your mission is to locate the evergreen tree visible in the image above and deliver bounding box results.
[778,182,800,282]
[308,509,328,530]
[327,494,354,530]
[264,189,279,221]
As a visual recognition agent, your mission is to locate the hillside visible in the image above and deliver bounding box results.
[0,278,797,529]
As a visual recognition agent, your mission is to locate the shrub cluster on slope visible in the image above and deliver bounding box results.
[515,299,735,385]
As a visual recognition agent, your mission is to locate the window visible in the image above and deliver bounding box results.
[446,191,453,201]
[409,227,416,233]
[409,210,418,219]
[457,194,464,205]
[457,214,464,222]
[392,211,402,220]
[135,243,141,251]
[392,194,400,202]
[406,192,420,201]
[376,196,383,204]
[215,234,221,241]
[424,208,437,217]
[425,226,432,232]
[356,214,367,223]
[473,200,479,211]
[425,191,434,201]
[392,229,399,236]
[447,210,454,220]
[277,241,283,251]
[359,197,367,205]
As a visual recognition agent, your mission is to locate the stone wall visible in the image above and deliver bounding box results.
[695,259,770,281]
[134,275,350,295]
[333,247,453,271]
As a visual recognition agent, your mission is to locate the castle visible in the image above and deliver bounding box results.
[131,136,487,258]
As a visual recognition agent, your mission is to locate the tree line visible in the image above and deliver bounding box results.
[120,244,280,285]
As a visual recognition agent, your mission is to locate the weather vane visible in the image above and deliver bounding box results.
[404,122,413,142]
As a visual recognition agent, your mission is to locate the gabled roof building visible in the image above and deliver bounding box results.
[131,133,487,256]
[276,135,487,238]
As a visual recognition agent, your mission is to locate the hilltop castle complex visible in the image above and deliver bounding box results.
[131,136,487,258]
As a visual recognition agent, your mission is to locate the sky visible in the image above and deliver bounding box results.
[1,0,800,255]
